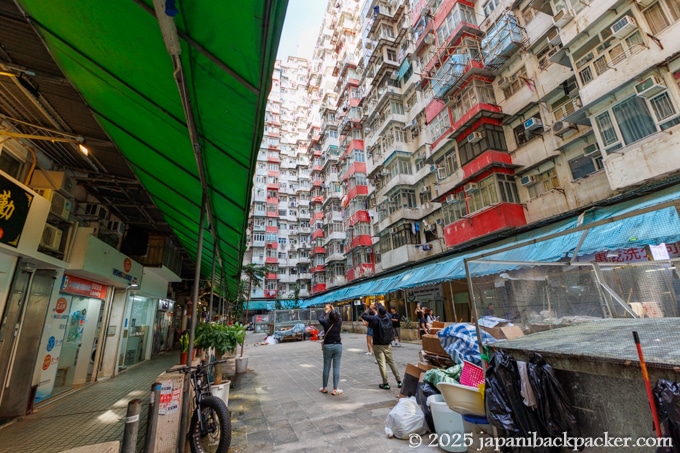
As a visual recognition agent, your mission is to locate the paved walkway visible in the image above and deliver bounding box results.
[1,332,437,452]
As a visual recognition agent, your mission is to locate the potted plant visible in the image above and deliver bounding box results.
[205,323,238,385]
[194,322,212,360]
[179,332,189,365]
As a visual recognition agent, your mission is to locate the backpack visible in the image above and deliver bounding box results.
[376,315,394,345]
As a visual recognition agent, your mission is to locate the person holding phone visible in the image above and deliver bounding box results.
[318,304,343,395]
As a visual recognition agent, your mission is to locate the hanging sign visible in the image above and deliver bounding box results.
[0,172,33,248]
[61,274,108,300]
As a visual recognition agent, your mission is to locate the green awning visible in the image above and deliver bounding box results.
[16,0,289,295]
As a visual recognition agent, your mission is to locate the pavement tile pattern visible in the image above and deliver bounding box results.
[1,332,439,452]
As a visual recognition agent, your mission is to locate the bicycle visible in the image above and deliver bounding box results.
[170,359,231,453]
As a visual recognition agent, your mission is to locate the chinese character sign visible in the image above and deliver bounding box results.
[0,173,32,248]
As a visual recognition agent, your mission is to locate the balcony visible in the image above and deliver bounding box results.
[311,283,327,294]
[265,256,279,265]
[443,202,526,247]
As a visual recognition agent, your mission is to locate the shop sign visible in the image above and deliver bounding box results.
[0,172,33,248]
[61,274,108,299]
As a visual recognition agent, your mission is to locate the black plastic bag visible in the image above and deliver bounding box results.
[484,350,545,438]
[417,382,440,433]
[528,352,581,441]
[653,379,680,453]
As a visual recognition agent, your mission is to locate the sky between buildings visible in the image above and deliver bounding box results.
[276,0,328,62]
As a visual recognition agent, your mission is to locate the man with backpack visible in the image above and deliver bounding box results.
[361,305,402,390]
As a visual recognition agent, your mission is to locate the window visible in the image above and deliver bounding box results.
[569,144,603,180]
[458,125,508,165]
[593,95,673,153]
[430,109,451,141]
[502,67,528,98]
[642,0,680,34]
[442,193,467,224]
[386,48,397,62]
[527,168,560,199]
[513,124,531,146]
[467,173,520,214]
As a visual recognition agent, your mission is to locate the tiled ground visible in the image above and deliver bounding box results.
[1,333,441,452]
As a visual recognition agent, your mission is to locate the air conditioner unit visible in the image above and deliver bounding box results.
[635,76,666,99]
[497,76,512,89]
[424,224,436,232]
[29,171,75,196]
[445,194,456,204]
[553,8,573,28]
[467,132,483,144]
[390,70,399,80]
[520,175,539,186]
[524,117,544,131]
[611,15,637,38]
[101,220,126,236]
[583,143,600,156]
[436,218,443,225]
[40,223,63,252]
[546,29,561,46]
[424,34,435,45]
[34,188,72,221]
[464,182,479,192]
[553,121,576,137]
[420,186,429,193]
[80,203,110,221]
[366,248,373,254]
[436,167,447,180]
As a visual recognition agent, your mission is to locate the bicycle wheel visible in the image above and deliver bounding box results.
[189,395,231,453]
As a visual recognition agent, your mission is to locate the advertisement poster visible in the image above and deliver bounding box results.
[34,295,72,402]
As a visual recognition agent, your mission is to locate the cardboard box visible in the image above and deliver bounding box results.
[481,324,524,340]
[399,363,431,398]
[421,334,450,358]
[431,321,446,329]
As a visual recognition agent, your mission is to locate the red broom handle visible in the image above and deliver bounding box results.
[633,331,663,438]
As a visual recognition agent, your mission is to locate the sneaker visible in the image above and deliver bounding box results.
[374,359,378,364]
[397,381,403,388]
[365,352,372,355]
[379,383,391,390]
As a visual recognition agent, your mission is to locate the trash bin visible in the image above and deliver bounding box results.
[427,394,467,452]
[462,414,494,453]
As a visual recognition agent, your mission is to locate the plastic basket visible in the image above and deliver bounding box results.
[459,360,485,387]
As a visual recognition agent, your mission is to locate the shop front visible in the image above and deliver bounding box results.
[33,274,110,402]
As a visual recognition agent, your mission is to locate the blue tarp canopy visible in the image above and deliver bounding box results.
[304,184,680,306]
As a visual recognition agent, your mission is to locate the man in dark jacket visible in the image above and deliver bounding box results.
[361,305,402,390]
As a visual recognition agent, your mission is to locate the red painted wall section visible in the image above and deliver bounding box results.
[349,210,370,225]
[462,151,514,179]
[346,263,375,282]
[425,98,447,123]
[349,235,373,250]
[312,283,327,294]
[443,203,527,247]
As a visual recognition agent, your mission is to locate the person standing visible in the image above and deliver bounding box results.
[362,305,402,390]
[363,305,375,355]
[419,307,430,338]
[318,304,343,395]
[390,306,401,347]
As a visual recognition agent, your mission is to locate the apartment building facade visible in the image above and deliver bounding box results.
[244,0,680,308]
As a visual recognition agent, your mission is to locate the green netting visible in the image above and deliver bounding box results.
[16,0,289,294]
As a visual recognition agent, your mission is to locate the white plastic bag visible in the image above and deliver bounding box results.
[384,396,429,439]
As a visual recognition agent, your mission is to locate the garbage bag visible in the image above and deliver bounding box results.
[527,352,581,440]
[385,396,429,439]
[653,379,680,453]
[417,382,440,433]
[484,350,545,437]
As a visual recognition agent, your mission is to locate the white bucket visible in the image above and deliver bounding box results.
[427,394,467,452]
[210,380,230,406]
[235,356,248,374]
